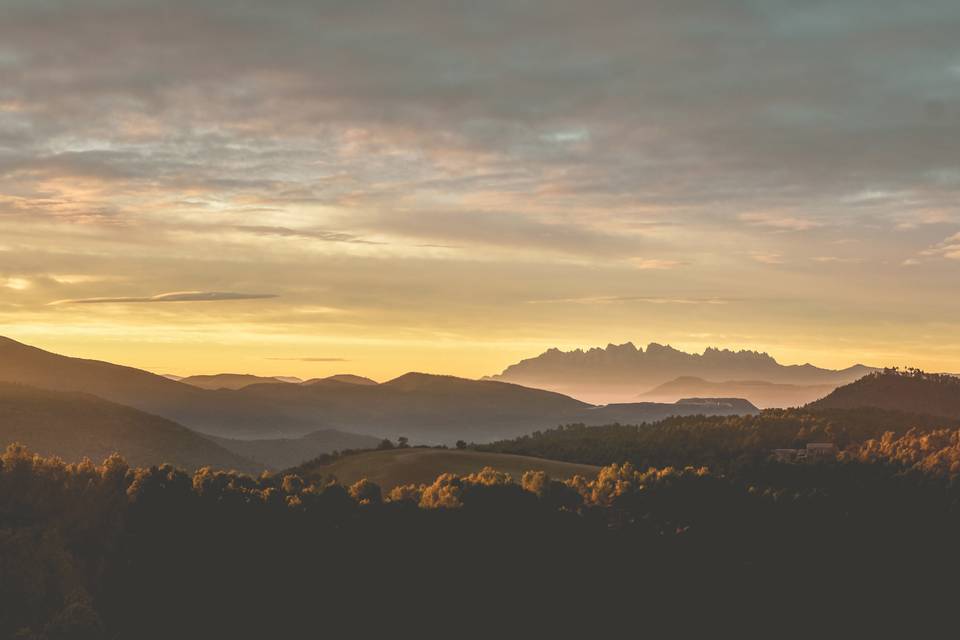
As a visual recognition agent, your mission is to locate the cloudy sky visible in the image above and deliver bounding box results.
[2,0,960,379]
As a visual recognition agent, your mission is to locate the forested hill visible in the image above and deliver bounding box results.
[807,369,960,418]
[476,407,956,471]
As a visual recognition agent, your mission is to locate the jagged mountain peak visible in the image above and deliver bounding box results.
[491,340,876,404]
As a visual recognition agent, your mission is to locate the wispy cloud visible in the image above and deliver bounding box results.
[233,226,381,245]
[750,252,784,265]
[527,295,730,305]
[50,291,277,305]
[48,274,120,285]
[628,258,684,270]
[739,213,822,232]
[3,277,31,291]
[810,256,863,264]
[266,357,349,362]
[918,232,960,261]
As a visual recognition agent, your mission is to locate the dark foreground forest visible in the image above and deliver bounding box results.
[4,415,960,637]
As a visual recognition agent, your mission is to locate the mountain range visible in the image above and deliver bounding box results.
[177,373,377,390]
[0,336,759,447]
[178,373,299,390]
[490,342,875,404]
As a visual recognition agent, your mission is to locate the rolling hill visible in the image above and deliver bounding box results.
[0,382,260,472]
[807,370,960,419]
[294,447,600,489]
[302,374,378,386]
[235,373,758,443]
[639,376,836,408]
[179,373,296,390]
[233,372,594,442]
[211,429,382,470]
[490,342,874,404]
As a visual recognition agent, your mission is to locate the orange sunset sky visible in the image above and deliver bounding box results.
[2,1,960,379]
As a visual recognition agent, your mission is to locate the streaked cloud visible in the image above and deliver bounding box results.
[266,357,349,362]
[918,232,960,260]
[738,213,823,232]
[628,258,684,270]
[1,1,960,377]
[233,226,381,245]
[527,296,731,305]
[811,256,863,264]
[750,253,784,265]
[3,277,31,291]
[50,291,277,305]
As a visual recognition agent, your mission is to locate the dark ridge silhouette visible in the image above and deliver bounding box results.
[490,341,875,403]
[0,382,260,472]
[0,335,323,437]
[178,373,297,390]
[807,368,960,418]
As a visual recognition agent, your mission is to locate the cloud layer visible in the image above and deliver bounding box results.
[2,1,960,377]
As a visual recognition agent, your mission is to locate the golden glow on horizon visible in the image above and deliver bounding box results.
[2,1,960,379]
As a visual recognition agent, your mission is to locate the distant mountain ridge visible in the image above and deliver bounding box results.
[490,342,875,403]
[179,373,296,390]
[180,373,378,390]
[302,374,378,386]
[639,376,836,409]
[0,336,761,444]
[577,397,758,424]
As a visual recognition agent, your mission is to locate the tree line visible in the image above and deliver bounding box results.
[475,406,957,473]
[4,416,960,637]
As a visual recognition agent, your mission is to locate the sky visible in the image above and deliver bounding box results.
[2,0,960,380]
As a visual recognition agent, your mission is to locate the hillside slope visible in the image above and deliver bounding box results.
[212,429,382,470]
[0,336,320,437]
[295,448,599,489]
[0,382,260,472]
[639,376,836,408]
[807,370,960,418]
